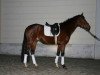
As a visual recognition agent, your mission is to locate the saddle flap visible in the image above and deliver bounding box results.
[51,23,59,35]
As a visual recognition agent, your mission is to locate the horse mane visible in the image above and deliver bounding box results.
[60,14,82,25]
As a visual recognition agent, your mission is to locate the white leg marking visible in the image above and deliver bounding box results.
[55,56,59,63]
[55,56,59,67]
[31,55,38,66]
[23,54,28,67]
[61,56,64,65]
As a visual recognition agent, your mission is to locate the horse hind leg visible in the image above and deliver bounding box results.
[30,41,38,67]
[23,45,38,67]
[23,54,28,67]
[23,50,30,67]
[31,54,38,67]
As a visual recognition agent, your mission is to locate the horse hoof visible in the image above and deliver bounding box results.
[24,64,28,67]
[34,64,38,67]
[62,65,67,69]
[55,63,59,68]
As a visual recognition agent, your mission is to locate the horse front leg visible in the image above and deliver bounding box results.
[55,44,67,69]
[31,54,38,67]
[61,50,67,69]
[55,49,60,68]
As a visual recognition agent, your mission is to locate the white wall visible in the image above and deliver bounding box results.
[95,0,100,59]
[0,0,98,59]
[1,0,96,44]
[0,0,1,42]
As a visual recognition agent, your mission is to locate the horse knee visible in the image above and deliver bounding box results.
[56,51,60,56]
[61,52,65,56]
[30,49,35,55]
[24,50,29,55]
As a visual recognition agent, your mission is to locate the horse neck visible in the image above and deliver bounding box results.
[60,21,77,36]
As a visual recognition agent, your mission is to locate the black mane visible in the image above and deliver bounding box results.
[60,14,82,25]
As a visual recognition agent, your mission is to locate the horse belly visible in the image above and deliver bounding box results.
[39,36,55,45]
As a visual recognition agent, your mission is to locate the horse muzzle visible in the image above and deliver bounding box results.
[85,25,91,32]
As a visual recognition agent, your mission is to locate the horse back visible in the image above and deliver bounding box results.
[25,24,43,34]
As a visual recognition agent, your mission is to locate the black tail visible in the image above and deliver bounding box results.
[21,31,30,62]
[87,31,100,41]
[21,32,26,62]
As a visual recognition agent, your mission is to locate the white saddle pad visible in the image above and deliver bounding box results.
[44,26,53,36]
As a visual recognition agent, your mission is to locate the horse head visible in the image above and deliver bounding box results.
[76,13,91,31]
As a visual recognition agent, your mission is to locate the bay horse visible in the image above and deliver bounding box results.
[21,13,100,68]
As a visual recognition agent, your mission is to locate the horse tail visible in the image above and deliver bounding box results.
[21,30,30,62]
[21,31,26,62]
[87,31,100,41]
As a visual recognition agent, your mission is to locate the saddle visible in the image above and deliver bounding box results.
[45,22,60,44]
[45,22,60,36]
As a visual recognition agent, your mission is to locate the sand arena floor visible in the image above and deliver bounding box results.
[0,54,100,75]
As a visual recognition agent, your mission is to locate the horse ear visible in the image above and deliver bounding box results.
[45,22,49,25]
[55,23,58,25]
[81,13,83,16]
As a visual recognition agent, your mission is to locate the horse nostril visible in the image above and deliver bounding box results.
[88,28,90,31]
[88,25,91,31]
[86,25,91,31]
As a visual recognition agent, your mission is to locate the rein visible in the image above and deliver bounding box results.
[87,31,100,41]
